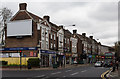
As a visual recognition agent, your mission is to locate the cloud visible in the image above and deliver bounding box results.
[0,2,118,46]
[89,2,118,22]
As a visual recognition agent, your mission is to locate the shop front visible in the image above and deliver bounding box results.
[40,50,56,67]
[0,47,38,65]
[65,53,72,64]
[72,53,78,64]
[88,54,92,63]
[56,52,65,67]
[105,52,114,62]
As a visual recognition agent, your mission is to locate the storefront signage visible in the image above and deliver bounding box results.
[105,56,112,59]
[105,52,113,56]
[101,56,105,59]
[92,55,95,58]
[1,47,37,51]
[40,50,56,54]
[88,55,92,58]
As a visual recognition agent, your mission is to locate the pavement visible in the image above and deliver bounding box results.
[0,64,91,71]
[107,67,120,79]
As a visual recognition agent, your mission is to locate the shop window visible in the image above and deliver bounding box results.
[30,51,33,56]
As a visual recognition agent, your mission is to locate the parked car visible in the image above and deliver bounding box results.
[94,61,102,67]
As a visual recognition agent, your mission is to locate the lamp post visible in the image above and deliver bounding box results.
[63,24,76,29]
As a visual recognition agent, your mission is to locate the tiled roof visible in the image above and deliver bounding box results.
[27,11,43,22]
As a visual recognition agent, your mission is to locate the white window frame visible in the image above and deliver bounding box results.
[54,33,56,40]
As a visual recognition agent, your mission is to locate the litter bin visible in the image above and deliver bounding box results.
[27,63,32,69]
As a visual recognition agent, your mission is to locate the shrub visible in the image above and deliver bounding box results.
[27,58,40,67]
[0,61,8,65]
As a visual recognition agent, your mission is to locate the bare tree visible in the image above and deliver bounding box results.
[0,7,12,45]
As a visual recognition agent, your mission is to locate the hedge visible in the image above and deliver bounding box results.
[0,61,8,65]
[27,58,40,67]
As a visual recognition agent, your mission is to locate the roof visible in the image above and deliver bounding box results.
[27,11,43,22]
[10,10,42,22]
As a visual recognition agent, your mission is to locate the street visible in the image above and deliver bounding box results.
[2,65,111,79]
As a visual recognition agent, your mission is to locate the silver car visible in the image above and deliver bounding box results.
[94,61,102,67]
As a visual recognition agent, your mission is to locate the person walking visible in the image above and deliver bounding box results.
[116,61,119,70]
[112,62,116,72]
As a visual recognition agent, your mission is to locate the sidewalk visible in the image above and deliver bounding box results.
[0,64,90,71]
[107,67,120,79]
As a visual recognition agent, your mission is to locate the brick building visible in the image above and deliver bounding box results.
[70,30,83,64]
[64,29,72,64]
[0,3,115,66]
[5,3,42,57]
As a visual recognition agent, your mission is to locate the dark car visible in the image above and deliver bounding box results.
[103,62,112,67]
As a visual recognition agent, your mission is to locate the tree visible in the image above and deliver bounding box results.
[0,7,12,45]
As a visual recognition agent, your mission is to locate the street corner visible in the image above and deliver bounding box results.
[101,68,112,79]
[106,67,120,79]
[109,70,119,78]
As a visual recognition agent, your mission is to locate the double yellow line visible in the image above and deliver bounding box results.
[101,68,112,79]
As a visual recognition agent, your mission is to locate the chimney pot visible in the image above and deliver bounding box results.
[19,3,27,10]
[43,16,50,22]
[59,25,63,29]
[89,36,93,39]
[82,33,86,37]
[73,30,77,34]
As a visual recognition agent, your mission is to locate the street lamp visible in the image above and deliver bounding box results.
[63,24,76,29]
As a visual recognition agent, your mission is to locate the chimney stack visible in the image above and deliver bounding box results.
[73,30,77,34]
[82,33,86,37]
[59,25,63,29]
[19,3,27,10]
[89,36,93,39]
[43,16,50,22]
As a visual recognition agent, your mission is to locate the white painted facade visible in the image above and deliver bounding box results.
[57,29,64,52]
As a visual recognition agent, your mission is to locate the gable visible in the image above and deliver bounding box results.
[10,11,31,21]
[58,29,64,34]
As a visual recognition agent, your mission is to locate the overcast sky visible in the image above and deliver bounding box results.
[0,0,119,46]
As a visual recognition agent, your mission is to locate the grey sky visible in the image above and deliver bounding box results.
[0,0,119,46]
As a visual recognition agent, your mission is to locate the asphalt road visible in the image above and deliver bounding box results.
[2,65,111,79]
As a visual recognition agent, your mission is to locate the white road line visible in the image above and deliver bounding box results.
[41,76,49,79]
[71,72,79,75]
[81,70,87,72]
[65,70,72,72]
[63,76,66,77]
[35,75,45,77]
[51,72,61,75]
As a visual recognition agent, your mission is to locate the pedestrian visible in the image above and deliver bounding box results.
[112,62,116,72]
[116,61,119,70]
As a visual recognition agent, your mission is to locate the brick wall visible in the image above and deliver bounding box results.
[5,21,38,48]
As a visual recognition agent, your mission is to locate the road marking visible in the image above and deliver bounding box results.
[51,72,61,75]
[41,76,49,79]
[101,68,112,79]
[81,70,87,72]
[65,70,72,72]
[35,75,45,77]
[71,72,79,75]
[63,76,66,77]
